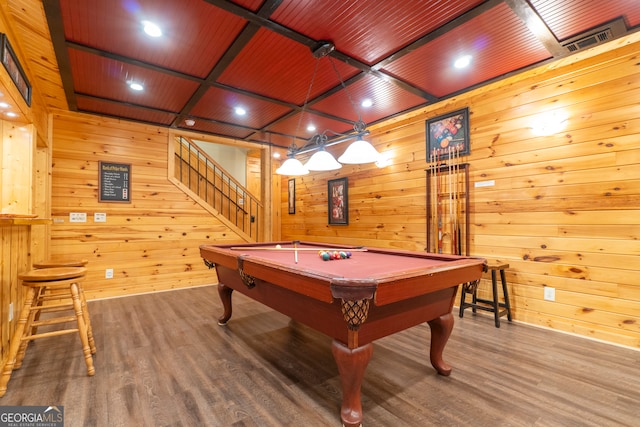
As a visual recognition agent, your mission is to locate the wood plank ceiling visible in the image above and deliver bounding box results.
[40,0,640,148]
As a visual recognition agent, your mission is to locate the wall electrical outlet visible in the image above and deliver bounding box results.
[544,287,556,301]
[105,268,114,279]
[69,212,87,222]
[94,212,107,222]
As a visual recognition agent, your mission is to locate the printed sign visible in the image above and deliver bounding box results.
[99,161,131,203]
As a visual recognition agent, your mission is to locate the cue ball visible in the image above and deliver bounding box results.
[275,244,281,249]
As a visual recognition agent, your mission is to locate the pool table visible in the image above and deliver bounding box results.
[200,241,486,426]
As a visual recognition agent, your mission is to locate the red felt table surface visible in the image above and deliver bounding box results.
[231,243,449,279]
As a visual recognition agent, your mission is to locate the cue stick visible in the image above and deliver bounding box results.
[452,145,459,255]
[433,149,438,252]
[453,145,458,254]
[448,146,453,254]
[430,149,436,251]
[437,149,443,254]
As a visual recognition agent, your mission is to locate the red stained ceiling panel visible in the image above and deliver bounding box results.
[217,28,360,105]
[270,0,485,65]
[267,111,354,138]
[312,74,427,125]
[76,96,176,126]
[255,132,295,147]
[382,3,551,98]
[191,87,293,129]
[59,0,247,78]
[68,49,199,111]
[230,0,265,13]
[530,0,640,40]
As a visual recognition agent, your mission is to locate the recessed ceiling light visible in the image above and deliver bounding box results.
[129,81,144,91]
[361,99,373,108]
[142,20,162,37]
[273,152,281,159]
[184,119,195,126]
[306,124,316,132]
[454,55,472,69]
[234,107,246,116]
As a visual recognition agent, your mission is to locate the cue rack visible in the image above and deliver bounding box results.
[426,147,470,255]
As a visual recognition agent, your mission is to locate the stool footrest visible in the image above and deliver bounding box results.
[22,328,80,341]
[33,315,77,327]
[474,297,510,309]
[33,303,74,312]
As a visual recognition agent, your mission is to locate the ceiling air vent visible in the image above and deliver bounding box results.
[561,18,627,53]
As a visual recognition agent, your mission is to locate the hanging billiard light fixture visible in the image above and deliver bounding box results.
[275,41,381,176]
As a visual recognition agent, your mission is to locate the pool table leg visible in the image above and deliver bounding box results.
[217,283,233,325]
[427,312,454,376]
[331,340,373,427]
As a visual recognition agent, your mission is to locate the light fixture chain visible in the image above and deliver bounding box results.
[292,57,322,150]
[328,57,363,130]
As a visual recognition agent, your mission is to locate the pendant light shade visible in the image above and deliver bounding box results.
[304,149,342,171]
[275,157,309,176]
[337,137,381,164]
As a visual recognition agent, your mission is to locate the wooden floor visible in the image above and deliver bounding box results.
[1,285,638,427]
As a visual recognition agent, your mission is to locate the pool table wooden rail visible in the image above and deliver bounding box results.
[200,241,486,305]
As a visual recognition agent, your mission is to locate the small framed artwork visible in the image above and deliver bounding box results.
[426,107,470,160]
[0,33,31,106]
[288,178,296,214]
[328,177,348,225]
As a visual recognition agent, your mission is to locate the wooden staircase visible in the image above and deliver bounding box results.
[173,136,262,241]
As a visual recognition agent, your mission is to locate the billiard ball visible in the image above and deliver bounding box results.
[275,244,281,249]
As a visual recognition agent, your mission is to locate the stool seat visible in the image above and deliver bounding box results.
[459,262,512,327]
[19,267,86,282]
[487,262,509,270]
[33,258,88,269]
[0,266,96,397]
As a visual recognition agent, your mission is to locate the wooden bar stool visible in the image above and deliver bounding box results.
[31,258,94,353]
[0,267,96,397]
[459,262,512,328]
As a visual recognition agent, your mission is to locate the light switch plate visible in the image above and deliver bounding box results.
[69,212,87,222]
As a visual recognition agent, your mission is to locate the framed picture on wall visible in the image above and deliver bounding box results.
[0,33,31,106]
[328,177,348,225]
[426,107,470,160]
[288,178,296,214]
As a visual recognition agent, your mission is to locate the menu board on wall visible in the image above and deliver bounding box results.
[99,161,131,203]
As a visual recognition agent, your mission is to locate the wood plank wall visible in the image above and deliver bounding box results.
[49,111,246,300]
[280,37,640,349]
